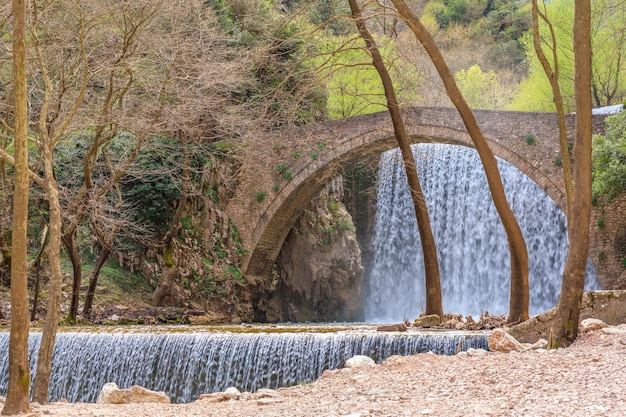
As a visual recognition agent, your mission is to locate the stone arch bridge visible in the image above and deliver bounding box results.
[227,106,607,282]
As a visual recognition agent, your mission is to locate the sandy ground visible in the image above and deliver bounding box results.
[1,324,625,417]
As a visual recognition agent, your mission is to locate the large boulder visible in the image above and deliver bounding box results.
[413,314,441,328]
[345,355,375,369]
[96,382,119,404]
[198,387,242,403]
[580,318,607,332]
[97,383,170,404]
[488,329,524,353]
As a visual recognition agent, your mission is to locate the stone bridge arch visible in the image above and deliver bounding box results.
[227,106,607,281]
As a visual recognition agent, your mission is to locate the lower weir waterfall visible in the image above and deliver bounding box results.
[0,329,487,403]
[364,144,600,322]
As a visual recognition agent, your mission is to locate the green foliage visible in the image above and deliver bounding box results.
[206,0,274,45]
[338,221,356,232]
[283,171,293,180]
[327,200,340,213]
[511,0,626,111]
[181,215,193,231]
[272,184,280,193]
[524,134,535,145]
[276,163,288,174]
[509,16,575,112]
[598,251,607,260]
[432,0,470,28]
[322,226,334,245]
[206,184,221,203]
[120,139,182,233]
[281,0,352,36]
[311,34,415,119]
[554,157,563,167]
[597,218,605,228]
[478,1,530,68]
[455,64,501,109]
[593,111,626,201]
[425,0,530,59]
[315,36,386,119]
[227,264,246,284]
[254,191,267,202]
[164,243,176,267]
[100,260,152,295]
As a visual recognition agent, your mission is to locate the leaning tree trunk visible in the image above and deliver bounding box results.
[2,0,31,413]
[549,0,593,347]
[63,230,82,323]
[348,0,443,317]
[32,143,64,404]
[82,246,111,318]
[390,0,529,322]
[30,227,49,321]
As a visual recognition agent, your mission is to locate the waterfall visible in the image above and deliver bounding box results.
[0,329,487,403]
[365,144,600,322]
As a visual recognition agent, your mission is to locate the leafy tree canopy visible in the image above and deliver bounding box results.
[510,0,626,111]
[455,64,501,109]
[311,34,418,119]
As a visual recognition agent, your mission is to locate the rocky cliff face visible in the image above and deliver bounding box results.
[136,176,365,324]
[262,178,364,322]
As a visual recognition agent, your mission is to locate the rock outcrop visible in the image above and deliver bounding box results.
[264,178,364,322]
[508,290,626,343]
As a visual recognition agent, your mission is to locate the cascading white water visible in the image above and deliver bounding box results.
[365,144,600,322]
[0,330,487,403]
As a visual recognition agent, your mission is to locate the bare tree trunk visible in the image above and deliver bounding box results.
[63,231,82,323]
[151,241,177,307]
[390,0,529,322]
[32,143,64,404]
[81,246,111,318]
[2,0,31,414]
[549,0,593,347]
[348,0,442,317]
[30,227,49,322]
